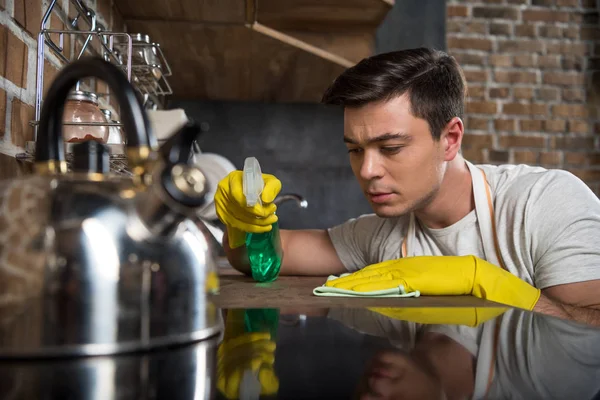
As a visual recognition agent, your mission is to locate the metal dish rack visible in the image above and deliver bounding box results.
[17,0,173,176]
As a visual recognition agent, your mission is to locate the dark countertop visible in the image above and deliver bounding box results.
[2,273,600,399]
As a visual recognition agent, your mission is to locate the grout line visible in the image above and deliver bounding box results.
[2,92,13,149]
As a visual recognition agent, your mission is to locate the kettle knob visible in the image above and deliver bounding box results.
[71,141,110,174]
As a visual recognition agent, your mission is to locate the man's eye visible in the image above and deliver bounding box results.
[381,146,403,154]
[347,148,362,154]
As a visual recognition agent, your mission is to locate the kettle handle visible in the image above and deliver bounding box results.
[35,57,157,174]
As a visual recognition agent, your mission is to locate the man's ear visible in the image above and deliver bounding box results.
[441,117,464,161]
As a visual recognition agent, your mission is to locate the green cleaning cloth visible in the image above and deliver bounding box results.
[313,274,421,298]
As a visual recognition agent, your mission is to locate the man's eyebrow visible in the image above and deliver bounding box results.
[343,133,412,145]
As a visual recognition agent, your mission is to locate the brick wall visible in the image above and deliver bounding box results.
[0,0,124,158]
[448,0,600,193]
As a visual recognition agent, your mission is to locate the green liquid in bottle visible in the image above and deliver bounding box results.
[246,222,282,283]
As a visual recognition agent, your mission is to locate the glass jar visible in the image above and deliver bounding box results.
[101,109,125,145]
[63,90,109,143]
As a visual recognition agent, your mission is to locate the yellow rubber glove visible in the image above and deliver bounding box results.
[368,307,508,327]
[325,255,541,311]
[215,170,282,248]
[217,310,279,399]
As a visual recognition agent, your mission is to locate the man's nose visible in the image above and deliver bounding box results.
[359,151,384,181]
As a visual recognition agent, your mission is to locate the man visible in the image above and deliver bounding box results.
[215,47,600,324]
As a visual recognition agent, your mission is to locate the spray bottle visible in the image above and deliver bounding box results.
[243,157,283,283]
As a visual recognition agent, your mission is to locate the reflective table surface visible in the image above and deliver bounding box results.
[2,305,600,399]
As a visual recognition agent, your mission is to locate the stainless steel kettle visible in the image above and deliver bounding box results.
[0,58,221,358]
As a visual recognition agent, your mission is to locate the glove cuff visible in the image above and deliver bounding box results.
[227,227,247,249]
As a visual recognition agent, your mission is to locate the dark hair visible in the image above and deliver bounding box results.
[321,48,467,139]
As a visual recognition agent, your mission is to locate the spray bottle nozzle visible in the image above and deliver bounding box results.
[243,157,264,207]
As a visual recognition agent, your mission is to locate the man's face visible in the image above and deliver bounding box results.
[344,94,447,218]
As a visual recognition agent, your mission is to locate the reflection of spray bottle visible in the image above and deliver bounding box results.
[243,157,283,283]
[222,308,280,400]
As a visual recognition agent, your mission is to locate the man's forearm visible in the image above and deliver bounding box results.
[533,294,600,326]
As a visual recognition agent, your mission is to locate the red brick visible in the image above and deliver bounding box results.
[514,150,539,164]
[539,26,563,38]
[43,60,60,96]
[488,150,510,163]
[0,25,6,79]
[543,72,585,86]
[503,103,548,115]
[546,42,590,56]
[49,8,71,60]
[514,55,536,67]
[532,0,555,5]
[582,27,600,41]
[0,0,4,10]
[447,37,493,51]
[590,153,600,165]
[453,53,486,66]
[495,71,538,84]
[556,0,578,5]
[10,98,34,148]
[567,169,600,182]
[489,87,510,98]
[3,30,28,89]
[464,133,493,148]
[489,54,512,67]
[582,0,597,7]
[563,89,585,102]
[495,119,516,131]
[563,26,580,40]
[500,134,546,147]
[447,21,487,34]
[540,151,562,165]
[448,5,469,17]
[112,3,125,31]
[522,9,570,22]
[467,101,498,114]
[538,55,561,68]
[490,23,512,36]
[467,85,485,99]
[545,120,567,133]
[565,152,588,165]
[520,119,544,131]
[14,0,43,37]
[97,0,113,24]
[498,40,543,53]
[463,148,485,164]
[562,55,584,71]
[551,104,590,118]
[467,117,490,131]
[0,88,6,139]
[514,87,535,99]
[473,7,520,19]
[463,69,487,82]
[536,88,560,101]
[515,25,537,37]
[569,120,590,133]
[552,136,595,149]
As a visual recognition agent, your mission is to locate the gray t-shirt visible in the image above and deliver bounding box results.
[328,163,600,289]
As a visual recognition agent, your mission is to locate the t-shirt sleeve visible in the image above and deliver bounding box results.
[327,214,399,272]
[527,170,600,288]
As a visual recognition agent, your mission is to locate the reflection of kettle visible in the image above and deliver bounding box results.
[0,58,221,358]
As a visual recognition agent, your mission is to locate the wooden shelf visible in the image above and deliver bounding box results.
[116,0,394,102]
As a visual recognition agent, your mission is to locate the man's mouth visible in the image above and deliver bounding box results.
[367,192,394,203]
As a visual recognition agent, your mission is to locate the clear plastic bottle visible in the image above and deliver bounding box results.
[243,157,283,283]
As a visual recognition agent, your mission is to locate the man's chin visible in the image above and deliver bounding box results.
[370,203,411,218]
